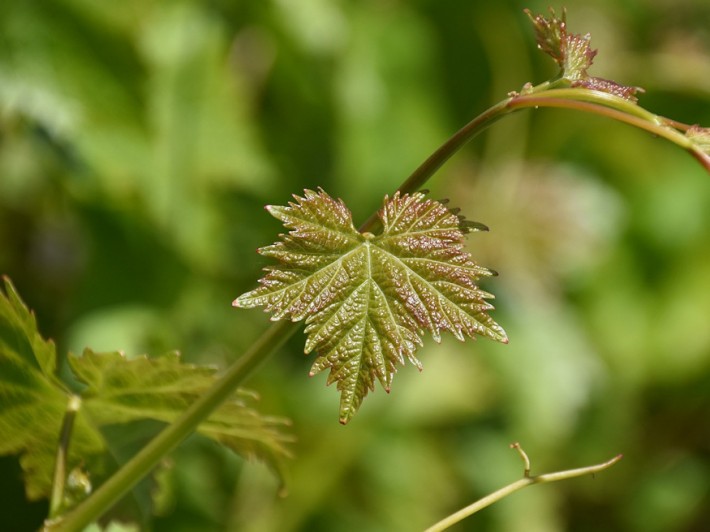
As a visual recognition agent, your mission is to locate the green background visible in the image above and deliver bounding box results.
[1,0,709,530]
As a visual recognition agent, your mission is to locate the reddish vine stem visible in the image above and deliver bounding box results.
[360,88,710,236]
[508,94,710,173]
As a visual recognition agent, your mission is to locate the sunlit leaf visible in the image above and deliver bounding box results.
[235,189,507,423]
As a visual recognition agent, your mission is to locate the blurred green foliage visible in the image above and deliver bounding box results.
[1,0,709,530]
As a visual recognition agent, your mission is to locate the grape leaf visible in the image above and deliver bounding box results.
[0,278,101,501]
[0,277,105,500]
[0,277,292,503]
[69,349,293,480]
[525,8,642,101]
[234,189,507,423]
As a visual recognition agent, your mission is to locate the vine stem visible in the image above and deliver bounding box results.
[49,85,709,530]
[424,444,623,532]
[508,89,710,174]
[360,87,710,234]
[47,320,299,532]
[358,97,511,233]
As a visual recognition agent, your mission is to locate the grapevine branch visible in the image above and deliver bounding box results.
[359,88,710,234]
[51,11,710,529]
[54,83,708,530]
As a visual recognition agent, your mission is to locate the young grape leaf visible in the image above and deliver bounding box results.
[234,189,507,423]
[0,277,292,503]
[525,8,642,101]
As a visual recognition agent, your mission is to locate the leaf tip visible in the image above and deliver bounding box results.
[338,408,355,424]
[460,220,489,233]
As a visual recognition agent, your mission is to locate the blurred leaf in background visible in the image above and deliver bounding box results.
[0,278,292,527]
[1,0,710,530]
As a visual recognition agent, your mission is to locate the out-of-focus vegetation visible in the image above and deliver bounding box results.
[1,0,709,530]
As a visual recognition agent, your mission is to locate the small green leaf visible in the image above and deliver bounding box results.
[235,189,507,423]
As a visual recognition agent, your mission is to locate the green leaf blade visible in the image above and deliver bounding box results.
[235,188,365,321]
[235,189,507,422]
[71,350,293,480]
[0,278,105,501]
[0,276,58,377]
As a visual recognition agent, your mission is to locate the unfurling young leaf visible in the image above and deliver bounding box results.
[525,8,642,102]
[235,189,507,423]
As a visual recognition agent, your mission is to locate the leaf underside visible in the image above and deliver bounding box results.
[235,189,507,423]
